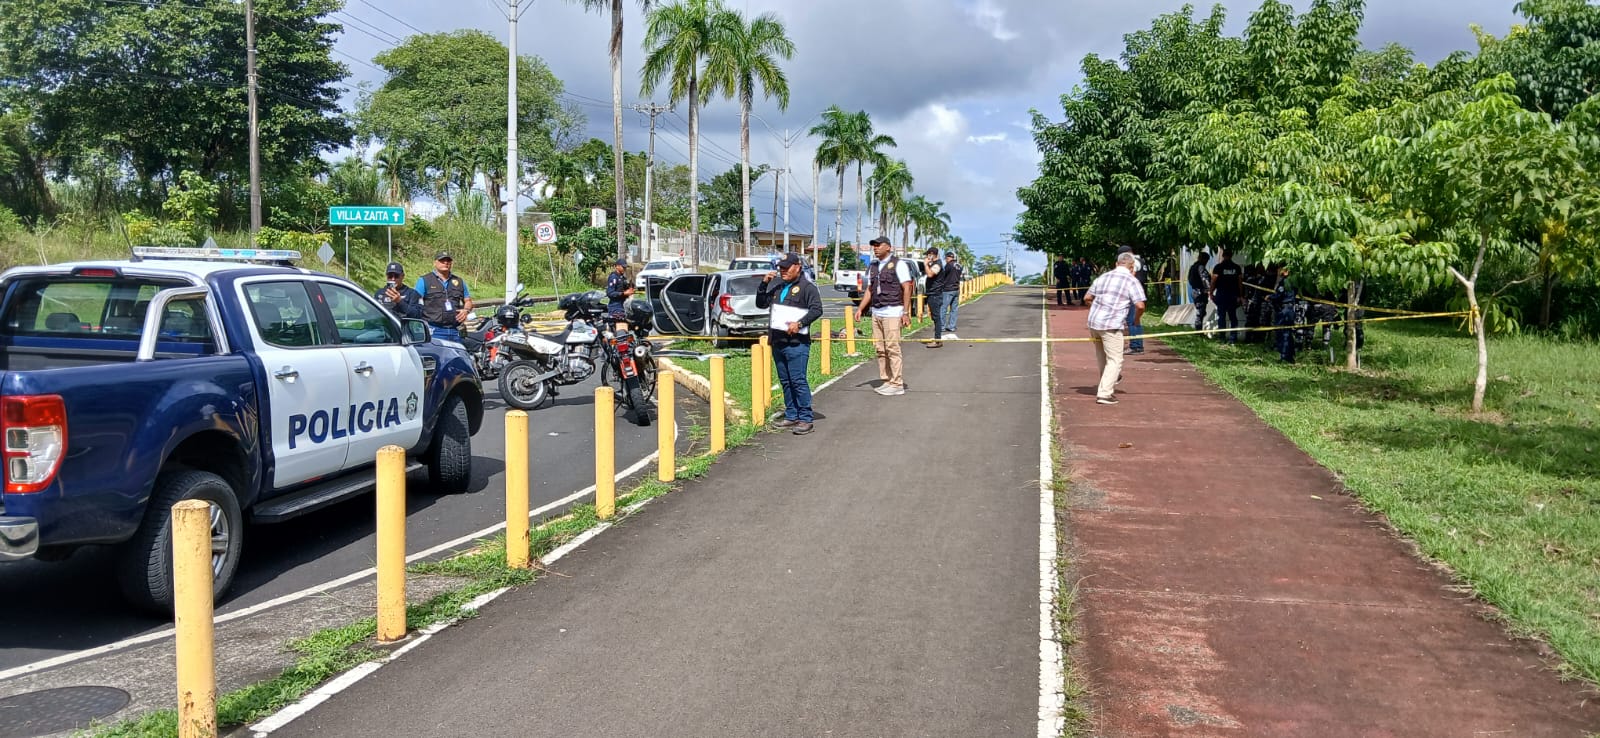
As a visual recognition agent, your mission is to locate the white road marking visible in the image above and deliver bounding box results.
[1038,291,1067,737]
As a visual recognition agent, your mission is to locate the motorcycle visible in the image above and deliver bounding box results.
[495,291,607,411]
[598,301,658,427]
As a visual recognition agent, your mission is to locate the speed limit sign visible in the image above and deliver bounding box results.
[534,221,557,244]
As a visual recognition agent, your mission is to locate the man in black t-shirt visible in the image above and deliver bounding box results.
[1210,249,1244,344]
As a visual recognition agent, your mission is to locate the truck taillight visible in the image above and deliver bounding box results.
[719,295,732,313]
[3,395,67,494]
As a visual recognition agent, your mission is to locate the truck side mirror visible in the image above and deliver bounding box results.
[401,319,431,345]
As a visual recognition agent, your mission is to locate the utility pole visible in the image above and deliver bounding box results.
[812,159,818,266]
[771,167,781,254]
[782,129,791,255]
[503,0,528,300]
[630,103,670,262]
[245,0,261,244]
[1003,235,1015,279]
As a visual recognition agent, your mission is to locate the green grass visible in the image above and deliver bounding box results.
[1050,435,1093,736]
[1159,319,1600,685]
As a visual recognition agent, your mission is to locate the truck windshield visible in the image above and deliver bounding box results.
[2,277,191,338]
[724,276,764,296]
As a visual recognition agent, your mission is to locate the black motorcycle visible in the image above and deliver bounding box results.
[565,296,657,427]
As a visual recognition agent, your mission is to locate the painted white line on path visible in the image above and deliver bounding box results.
[1038,292,1067,738]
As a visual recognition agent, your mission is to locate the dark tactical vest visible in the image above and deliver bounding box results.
[870,257,906,309]
[420,272,467,326]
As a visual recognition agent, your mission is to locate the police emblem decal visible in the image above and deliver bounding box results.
[405,392,419,420]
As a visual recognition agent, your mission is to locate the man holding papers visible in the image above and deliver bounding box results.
[757,253,826,435]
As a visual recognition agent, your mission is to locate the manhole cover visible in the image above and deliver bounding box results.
[0,686,131,738]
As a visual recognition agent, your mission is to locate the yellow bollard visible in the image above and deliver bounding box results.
[759,335,772,422]
[750,340,766,426]
[376,445,407,642]
[916,293,924,319]
[709,356,726,453]
[820,318,832,376]
[658,371,675,483]
[172,499,216,738]
[845,306,858,356]
[595,386,615,520]
[505,410,530,569]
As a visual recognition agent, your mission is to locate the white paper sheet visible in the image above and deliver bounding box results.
[769,303,810,332]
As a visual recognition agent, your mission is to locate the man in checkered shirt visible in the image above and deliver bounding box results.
[1083,252,1147,405]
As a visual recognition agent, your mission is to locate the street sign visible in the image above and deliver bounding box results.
[534,221,557,244]
[329,206,406,226]
[317,242,335,265]
[590,208,606,229]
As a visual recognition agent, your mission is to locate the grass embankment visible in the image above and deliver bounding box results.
[1162,320,1600,684]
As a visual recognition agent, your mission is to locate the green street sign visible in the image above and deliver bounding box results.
[329,206,406,226]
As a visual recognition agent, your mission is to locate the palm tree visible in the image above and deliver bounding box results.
[866,158,913,241]
[374,148,406,205]
[810,105,854,275]
[907,196,951,250]
[701,9,794,258]
[642,0,731,268]
[847,110,896,249]
[572,0,653,260]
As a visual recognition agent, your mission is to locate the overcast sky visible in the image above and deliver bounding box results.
[329,0,1521,276]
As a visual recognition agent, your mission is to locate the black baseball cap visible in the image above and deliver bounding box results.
[945,252,956,258]
[614,257,629,266]
[869,236,891,246]
[434,251,453,262]
[775,253,802,269]
[385,261,404,275]
[924,246,940,256]
[1115,245,1134,255]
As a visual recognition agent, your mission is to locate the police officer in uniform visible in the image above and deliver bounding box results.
[375,261,423,320]
[1269,265,1299,363]
[605,257,634,326]
[416,251,473,342]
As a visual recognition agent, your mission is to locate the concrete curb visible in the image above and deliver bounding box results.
[658,357,746,426]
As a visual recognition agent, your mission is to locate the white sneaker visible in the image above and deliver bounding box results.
[874,384,906,396]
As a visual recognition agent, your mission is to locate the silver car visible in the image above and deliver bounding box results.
[647,269,772,348]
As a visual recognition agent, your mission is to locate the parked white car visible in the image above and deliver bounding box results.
[635,257,689,289]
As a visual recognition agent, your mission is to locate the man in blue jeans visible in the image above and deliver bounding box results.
[1116,246,1145,353]
[755,253,825,434]
[940,252,963,337]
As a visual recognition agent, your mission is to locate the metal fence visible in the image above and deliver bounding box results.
[639,223,738,267]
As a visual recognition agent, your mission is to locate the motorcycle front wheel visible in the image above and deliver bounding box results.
[498,360,550,410]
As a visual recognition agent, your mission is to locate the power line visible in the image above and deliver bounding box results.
[356,0,428,36]
[330,11,405,47]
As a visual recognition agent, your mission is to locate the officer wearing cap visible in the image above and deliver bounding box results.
[756,253,824,434]
[605,257,634,324]
[374,261,423,320]
[416,251,473,342]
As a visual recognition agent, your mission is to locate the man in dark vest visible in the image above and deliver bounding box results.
[922,246,948,347]
[856,236,913,396]
[1210,248,1245,344]
[940,251,964,338]
[415,251,473,343]
[1053,256,1071,306]
[1187,252,1211,332]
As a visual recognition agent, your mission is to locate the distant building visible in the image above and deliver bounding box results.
[709,229,815,254]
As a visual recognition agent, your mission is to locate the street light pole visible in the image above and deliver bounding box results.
[245,0,261,244]
[505,0,522,300]
[782,128,790,254]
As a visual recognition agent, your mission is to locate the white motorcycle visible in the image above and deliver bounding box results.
[495,292,605,411]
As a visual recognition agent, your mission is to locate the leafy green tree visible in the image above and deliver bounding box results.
[700,164,768,232]
[809,105,854,275]
[866,159,913,243]
[0,0,350,219]
[358,30,573,217]
[701,8,794,257]
[642,0,732,268]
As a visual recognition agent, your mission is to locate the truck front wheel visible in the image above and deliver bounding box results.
[427,394,473,494]
[116,470,244,615]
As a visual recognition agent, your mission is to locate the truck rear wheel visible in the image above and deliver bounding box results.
[427,394,473,494]
[116,470,243,615]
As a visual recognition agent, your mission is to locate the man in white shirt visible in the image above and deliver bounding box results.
[856,236,914,395]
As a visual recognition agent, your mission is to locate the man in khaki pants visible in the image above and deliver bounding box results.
[1083,252,1147,405]
[857,236,914,396]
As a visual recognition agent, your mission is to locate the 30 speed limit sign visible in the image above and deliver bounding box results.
[534,221,557,244]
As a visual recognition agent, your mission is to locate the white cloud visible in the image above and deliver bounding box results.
[967,132,1008,145]
[968,0,1020,42]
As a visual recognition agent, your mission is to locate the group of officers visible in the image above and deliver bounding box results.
[371,251,475,342]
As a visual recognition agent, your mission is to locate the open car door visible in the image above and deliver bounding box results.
[658,274,710,336]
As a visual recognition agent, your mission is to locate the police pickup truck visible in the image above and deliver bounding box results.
[0,247,483,612]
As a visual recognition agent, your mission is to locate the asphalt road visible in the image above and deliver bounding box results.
[0,373,701,673]
[274,290,1045,737]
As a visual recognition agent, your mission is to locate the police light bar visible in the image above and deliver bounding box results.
[131,246,302,264]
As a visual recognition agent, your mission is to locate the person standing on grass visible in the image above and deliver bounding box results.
[756,253,824,435]
[1211,249,1245,344]
[857,236,914,396]
[1084,252,1146,406]
[1187,252,1211,332]
[940,251,963,339]
[922,247,949,348]
[1070,257,1091,305]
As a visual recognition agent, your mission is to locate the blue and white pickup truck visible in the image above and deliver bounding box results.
[0,247,484,612]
